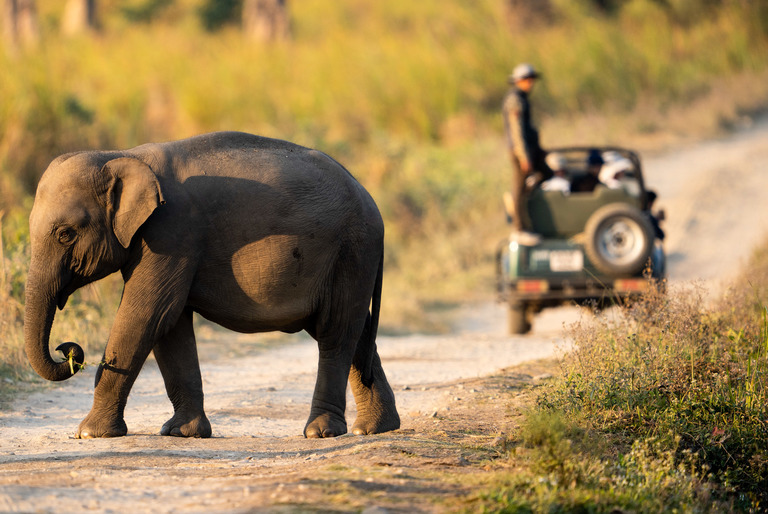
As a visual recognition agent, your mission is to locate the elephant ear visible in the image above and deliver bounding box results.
[103,157,166,248]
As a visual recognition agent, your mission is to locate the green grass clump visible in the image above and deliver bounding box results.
[475,241,768,511]
[477,411,718,512]
[547,293,767,507]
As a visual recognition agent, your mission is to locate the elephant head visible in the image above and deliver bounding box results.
[24,153,165,381]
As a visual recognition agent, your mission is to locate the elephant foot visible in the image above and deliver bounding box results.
[160,411,212,438]
[76,414,128,439]
[351,377,400,435]
[304,410,347,438]
[352,409,400,435]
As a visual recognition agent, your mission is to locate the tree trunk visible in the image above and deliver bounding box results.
[242,0,290,42]
[61,0,98,36]
[2,0,40,50]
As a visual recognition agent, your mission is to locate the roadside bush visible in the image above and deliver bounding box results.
[526,249,768,508]
[480,411,718,512]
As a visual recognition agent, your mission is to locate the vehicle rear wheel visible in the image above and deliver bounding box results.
[584,203,654,277]
[508,301,531,335]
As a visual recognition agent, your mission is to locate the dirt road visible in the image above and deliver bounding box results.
[1,122,767,512]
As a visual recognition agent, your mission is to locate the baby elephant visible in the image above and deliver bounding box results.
[24,131,400,439]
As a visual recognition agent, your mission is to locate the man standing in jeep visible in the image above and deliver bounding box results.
[502,63,550,240]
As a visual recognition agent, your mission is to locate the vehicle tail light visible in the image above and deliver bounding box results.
[614,279,648,292]
[516,280,549,293]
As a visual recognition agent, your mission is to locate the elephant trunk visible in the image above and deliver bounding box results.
[23,269,84,382]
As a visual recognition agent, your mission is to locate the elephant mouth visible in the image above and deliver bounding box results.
[56,274,81,311]
[56,291,70,311]
[55,271,93,310]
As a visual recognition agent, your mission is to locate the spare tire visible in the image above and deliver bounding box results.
[583,203,654,277]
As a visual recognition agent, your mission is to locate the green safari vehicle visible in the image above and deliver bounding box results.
[496,147,665,334]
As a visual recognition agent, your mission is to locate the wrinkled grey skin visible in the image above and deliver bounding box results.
[24,131,400,439]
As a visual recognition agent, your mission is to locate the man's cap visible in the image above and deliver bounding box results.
[509,63,540,83]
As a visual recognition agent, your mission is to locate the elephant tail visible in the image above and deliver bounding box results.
[370,250,383,343]
[361,251,384,387]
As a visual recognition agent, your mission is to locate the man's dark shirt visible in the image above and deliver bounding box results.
[502,87,541,166]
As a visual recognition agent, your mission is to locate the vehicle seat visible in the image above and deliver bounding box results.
[527,186,642,238]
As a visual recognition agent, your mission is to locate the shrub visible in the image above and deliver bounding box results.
[533,275,768,508]
[477,238,768,511]
[478,411,718,512]
[197,0,241,31]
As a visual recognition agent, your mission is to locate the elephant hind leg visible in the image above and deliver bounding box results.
[349,315,400,435]
[304,294,369,438]
[153,309,212,438]
[304,245,392,439]
[303,343,356,438]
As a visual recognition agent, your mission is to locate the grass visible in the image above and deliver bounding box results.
[475,414,717,512]
[472,241,768,512]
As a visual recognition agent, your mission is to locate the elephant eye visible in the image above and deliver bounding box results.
[57,228,76,245]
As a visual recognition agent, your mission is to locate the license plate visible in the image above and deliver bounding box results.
[549,250,583,272]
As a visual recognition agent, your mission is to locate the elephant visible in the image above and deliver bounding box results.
[24,131,400,439]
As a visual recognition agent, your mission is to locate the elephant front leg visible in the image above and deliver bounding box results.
[77,375,130,438]
[76,336,153,438]
[77,252,197,439]
[153,308,211,438]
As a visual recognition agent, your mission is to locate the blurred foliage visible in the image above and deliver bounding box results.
[121,0,175,24]
[3,0,766,198]
[198,0,241,31]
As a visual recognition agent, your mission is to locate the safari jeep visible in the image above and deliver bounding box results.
[496,147,665,334]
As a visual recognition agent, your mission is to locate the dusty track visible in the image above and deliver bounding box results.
[1,122,767,512]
